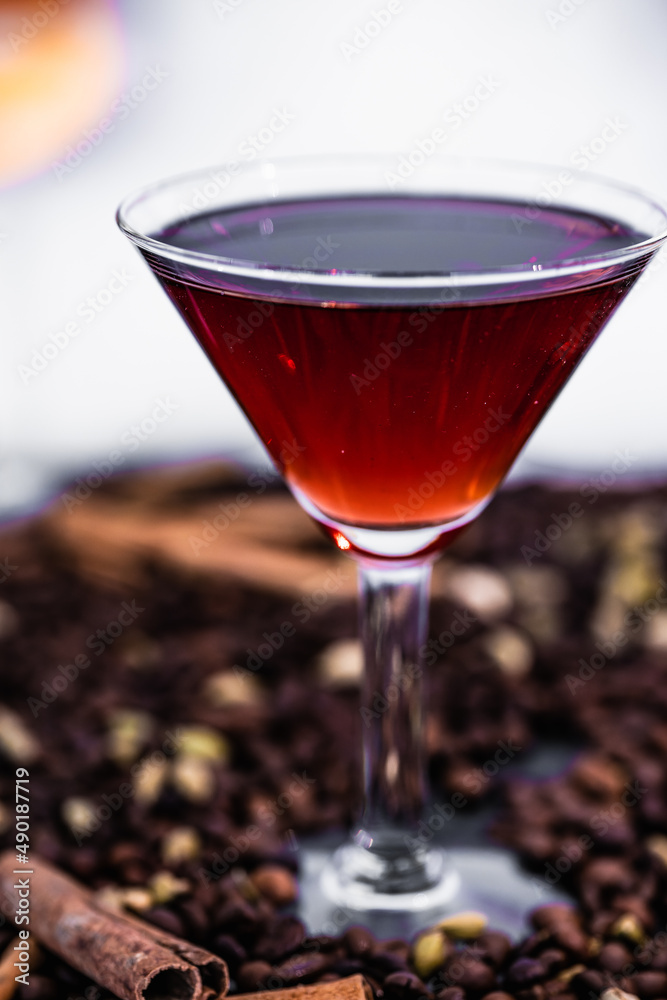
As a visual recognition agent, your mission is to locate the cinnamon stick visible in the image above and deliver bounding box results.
[233,976,372,1000]
[0,852,228,1000]
[98,899,229,1000]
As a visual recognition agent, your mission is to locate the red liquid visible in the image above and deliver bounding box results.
[145,197,650,535]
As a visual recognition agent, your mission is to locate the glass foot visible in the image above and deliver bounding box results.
[299,835,571,939]
[321,841,460,914]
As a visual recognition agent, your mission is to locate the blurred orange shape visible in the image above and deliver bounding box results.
[0,0,125,186]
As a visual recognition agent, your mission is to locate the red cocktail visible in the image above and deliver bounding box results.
[118,158,667,929]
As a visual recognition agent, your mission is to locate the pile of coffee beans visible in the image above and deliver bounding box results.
[1,467,667,999]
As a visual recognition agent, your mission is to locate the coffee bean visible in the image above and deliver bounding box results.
[538,950,568,976]
[585,860,636,894]
[67,846,100,879]
[144,905,187,938]
[531,906,580,932]
[331,958,366,978]
[108,841,146,866]
[590,913,617,938]
[343,926,376,957]
[176,896,209,940]
[250,864,299,906]
[518,933,551,958]
[212,933,247,974]
[304,935,341,952]
[236,960,273,991]
[646,947,667,972]
[383,939,411,962]
[271,952,332,984]
[477,932,513,968]
[214,895,263,934]
[628,971,667,999]
[508,958,548,987]
[445,958,497,993]
[383,971,431,999]
[120,861,150,886]
[552,926,591,960]
[253,915,306,963]
[515,987,547,1000]
[569,756,628,800]
[435,989,467,1000]
[570,969,607,999]
[598,942,633,974]
[369,950,411,975]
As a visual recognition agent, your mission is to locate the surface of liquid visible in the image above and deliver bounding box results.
[147,197,649,534]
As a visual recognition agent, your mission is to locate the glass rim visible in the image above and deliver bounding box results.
[116,154,667,291]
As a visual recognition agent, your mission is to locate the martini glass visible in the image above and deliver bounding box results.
[117,156,667,930]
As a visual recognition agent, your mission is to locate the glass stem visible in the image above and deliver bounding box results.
[356,560,432,882]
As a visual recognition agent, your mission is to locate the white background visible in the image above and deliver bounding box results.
[2,0,667,514]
